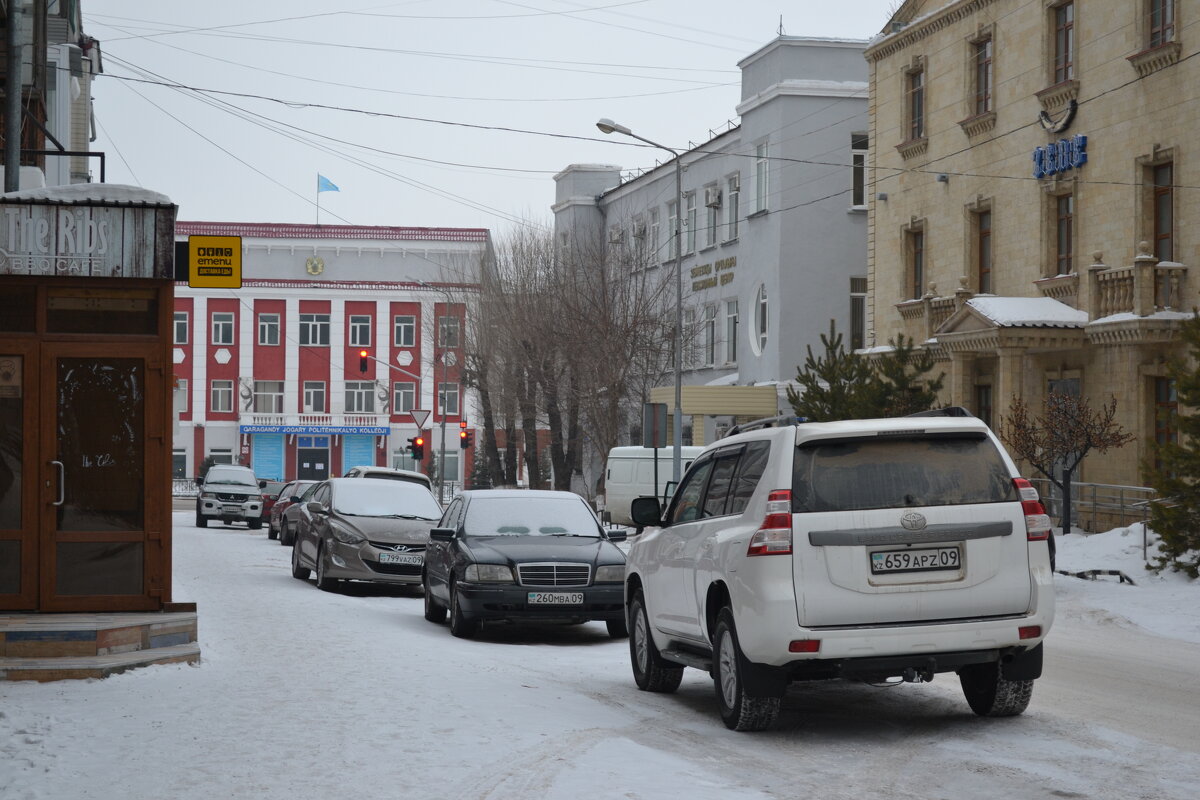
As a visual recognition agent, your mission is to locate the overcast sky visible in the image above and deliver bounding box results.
[85,1,899,235]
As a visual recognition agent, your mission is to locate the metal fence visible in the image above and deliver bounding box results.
[173,478,200,497]
[1027,478,1155,532]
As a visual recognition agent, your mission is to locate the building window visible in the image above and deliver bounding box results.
[648,208,661,261]
[1150,0,1176,48]
[1054,2,1075,84]
[907,228,926,299]
[1055,193,1074,275]
[974,38,994,115]
[253,380,284,414]
[392,449,421,471]
[682,307,697,369]
[1153,162,1173,262]
[754,143,769,213]
[438,315,461,348]
[299,313,330,346]
[438,450,461,485]
[211,380,233,413]
[667,200,679,259]
[977,210,993,293]
[174,379,189,415]
[303,381,326,414]
[1154,376,1178,471]
[211,312,234,346]
[394,315,416,347]
[172,450,187,480]
[345,381,376,414]
[349,315,372,347]
[704,187,718,248]
[703,305,716,367]
[258,313,279,346]
[752,285,769,355]
[174,312,189,344]
[907,68,926,140]
[975,384,994,429]
[726,174,740,240]
[851,134,868,207]
[209,448,233,466]
[850,277,867,350]
[393,382,415,414]
[725,299,738,363]
[438,382,460,416]
[684,191,697,253]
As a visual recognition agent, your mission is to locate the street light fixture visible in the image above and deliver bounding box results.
[596,117,684,483]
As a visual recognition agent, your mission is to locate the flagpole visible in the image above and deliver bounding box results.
[316,173,320,225]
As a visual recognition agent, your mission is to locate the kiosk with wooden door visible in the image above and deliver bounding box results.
[0,186,177,613]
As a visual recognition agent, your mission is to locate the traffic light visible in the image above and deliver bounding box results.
[358,349,369,374]
[411,435,425,461]
[459,420,469,449]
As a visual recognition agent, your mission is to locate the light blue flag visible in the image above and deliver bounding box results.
[317,174,340,193]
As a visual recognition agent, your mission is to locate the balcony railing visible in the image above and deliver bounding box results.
[240,413,393,429]
[1089,244,1187,318]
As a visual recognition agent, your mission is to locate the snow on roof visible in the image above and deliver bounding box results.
[175,221,489,242]
[0,183,173,206]
[705,372,740,386]
[1091,310,1195,325]
[967,296,1088,328]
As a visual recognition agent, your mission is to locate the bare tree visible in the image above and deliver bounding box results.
[998,392,1134,535]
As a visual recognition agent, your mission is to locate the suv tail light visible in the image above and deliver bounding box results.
[1013,478,1051,541]
[748,490,793,556]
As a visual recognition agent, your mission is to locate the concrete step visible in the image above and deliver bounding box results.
[0,643,201,681]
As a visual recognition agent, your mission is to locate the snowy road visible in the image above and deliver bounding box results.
[2,514,1199,800]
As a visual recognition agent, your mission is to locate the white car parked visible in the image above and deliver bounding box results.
[625,410,1055,731]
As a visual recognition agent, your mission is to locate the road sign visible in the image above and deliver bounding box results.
[409,409,430,429]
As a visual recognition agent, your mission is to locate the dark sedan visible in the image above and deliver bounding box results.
[291,478,443,592]
[422,489,628,640]
[276,481,318,546]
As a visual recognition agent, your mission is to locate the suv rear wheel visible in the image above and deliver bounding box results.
[959,662,1034,717]
[713,608,782,731]
[628,589,683,693]
[195,505,207,529]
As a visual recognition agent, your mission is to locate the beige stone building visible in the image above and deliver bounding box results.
[864,0,1194,492]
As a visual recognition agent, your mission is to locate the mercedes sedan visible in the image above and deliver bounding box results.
[422,489,628,639]
[290,478,443,592]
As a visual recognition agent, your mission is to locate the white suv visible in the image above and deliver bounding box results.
[196,465,266,529]
[626,412,1054,731]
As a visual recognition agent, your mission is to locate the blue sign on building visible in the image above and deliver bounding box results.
[239,424,391,436]
[1033,134,1088,179]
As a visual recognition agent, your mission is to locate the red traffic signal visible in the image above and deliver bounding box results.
[411,435,425,460]
[358,349,369,374]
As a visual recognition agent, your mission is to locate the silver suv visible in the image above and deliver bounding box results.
[626,412,1055,731]
[196,465,266,529]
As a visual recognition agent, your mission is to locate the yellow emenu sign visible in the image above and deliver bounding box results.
[188,235,242,288]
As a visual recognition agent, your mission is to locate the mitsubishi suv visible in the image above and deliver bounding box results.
[626,411,1055,731]
[196,464,267,529]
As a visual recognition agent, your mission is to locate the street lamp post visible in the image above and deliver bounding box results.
[596,118,684,483]
[415,279,452,500]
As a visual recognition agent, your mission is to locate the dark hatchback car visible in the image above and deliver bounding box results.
[269,480,315,541]
[278,481,320,546]
[260,480,288,534]
[423,489,628,640]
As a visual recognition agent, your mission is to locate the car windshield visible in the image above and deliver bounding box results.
[464,496,601,537]
[206,469,258,488]
[332,481,442,519]
[262,481,286,497]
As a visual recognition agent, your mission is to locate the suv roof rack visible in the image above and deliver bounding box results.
[905,406,974,418]
[725,415,804,437]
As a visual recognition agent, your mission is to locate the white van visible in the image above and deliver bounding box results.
[604,446,705,526]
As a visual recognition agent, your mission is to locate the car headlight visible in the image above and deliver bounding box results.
[464,564,514,583]
[594,565,625,583]
[331,525,366,545]
[201,492,217,500]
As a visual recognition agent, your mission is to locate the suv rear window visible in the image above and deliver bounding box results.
[791,434,1016,512]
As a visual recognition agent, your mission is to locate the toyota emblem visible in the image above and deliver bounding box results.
[900,511,927,531]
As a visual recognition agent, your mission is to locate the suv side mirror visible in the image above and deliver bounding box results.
[258,479,268,489]
[604,528,628,543]
[630,496,663,527]
[429,527,455,542]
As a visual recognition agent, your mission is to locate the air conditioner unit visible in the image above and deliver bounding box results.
[704,187,722,208]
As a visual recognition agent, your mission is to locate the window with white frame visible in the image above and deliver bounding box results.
[303,381,326,413]
[438,382,460,416]
[172,449,187,479]
[299,313,330,346]
[683,307,697,369]
[752,285,769,355]
[726,174,740,240]
[685,191,697,253]
[174,312,189,344]
[349,315,372,347]
[703,305,717,366]
[438,315,461,348]
[725,300,738,364]
[258,313,280,346]
[211,312,234,345]
[648,208,661,262]
[211,379,233,412]
[704,186,718,248]
[173,379,189,414]
[209,448,233,465]
[850,277,867,351]
[253,381,284,414]
[345,381,376,414]
[438,450,461,484]
[393,315,416,347]
[393,381,416,414]
[851,134,868,208]
[392,449,421,471]
[667,200,679,260]
[754,143,769,213]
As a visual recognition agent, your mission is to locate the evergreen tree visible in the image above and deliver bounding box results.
[1146,314,1200,576]
[868,333,946,417]
[786,321,875,421]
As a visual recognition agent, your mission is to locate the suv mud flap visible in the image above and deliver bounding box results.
[1001,643,1043,681]
[742,659,789,696]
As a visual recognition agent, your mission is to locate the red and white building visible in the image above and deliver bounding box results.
[171,222,492,489]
